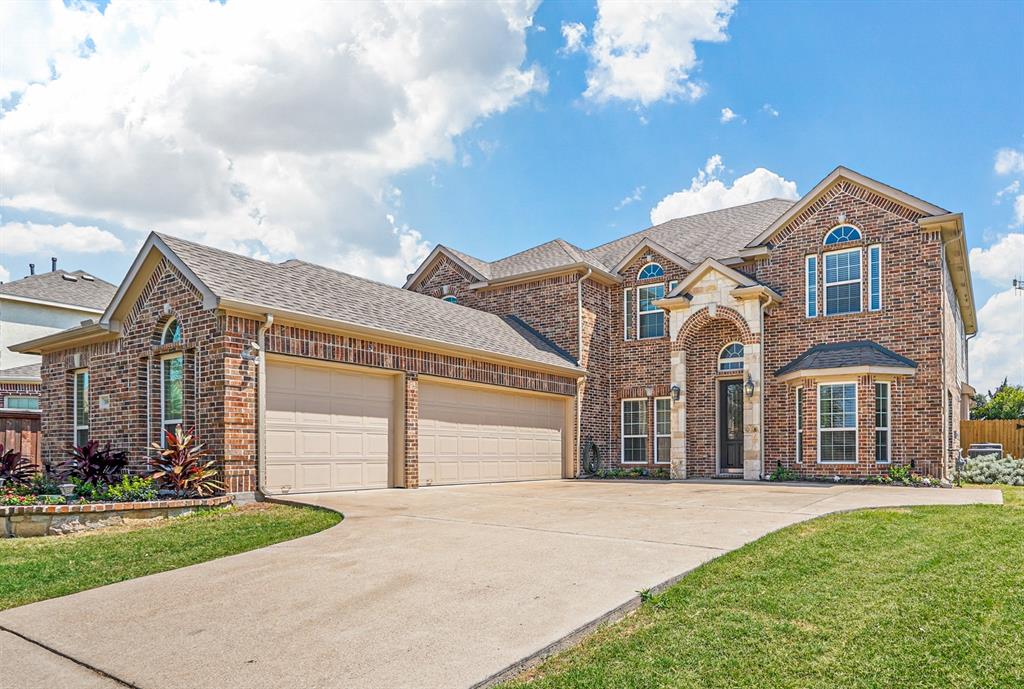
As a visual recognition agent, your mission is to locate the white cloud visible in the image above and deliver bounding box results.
[650,155,799,224]
[0,265,9,283]
[969,233,1024,285]
[0,1,545,285]
[720,107,738,123]
[614,185,645,211]
[995,148,1024,175]
[582,0,735,106]
[560,21,587,54]
[762,103,779,117]
[0,222,126,255]
[996,180,1020,201]
[969,288,1024,393]
[1016,195,1024,227]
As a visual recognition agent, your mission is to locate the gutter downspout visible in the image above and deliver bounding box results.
[576,269,591,478]
[255,313,274,497]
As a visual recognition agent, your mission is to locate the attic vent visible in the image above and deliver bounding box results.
[81,274,95,281]
[61,274,79,282]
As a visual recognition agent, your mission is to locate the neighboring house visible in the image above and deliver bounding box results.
[0,265,116,410]
[405,166,976,481]
[15,166,976,496]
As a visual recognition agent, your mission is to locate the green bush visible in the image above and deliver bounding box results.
[961,455,1024,486]
[30,473,62,496]
[106,475,158,502]
[769,465,797,482]
[70,478,110,502]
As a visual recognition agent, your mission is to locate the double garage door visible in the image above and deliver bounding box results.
[265,359,565,493]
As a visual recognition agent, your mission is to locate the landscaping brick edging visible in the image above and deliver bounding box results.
[1,495,233,538]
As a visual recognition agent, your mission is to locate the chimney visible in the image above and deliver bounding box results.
[29,263,35,276]
[51,257,57,272]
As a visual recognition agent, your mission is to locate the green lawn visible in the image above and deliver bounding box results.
[506,486,1023,689]
[0,503,340,611]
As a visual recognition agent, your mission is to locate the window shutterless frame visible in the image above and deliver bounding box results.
[823,247,862,316]
[875,381,891,463]
[620,398,648,464]
[795,387,804,463]
[817,381,858,464]
[73,369,89,446]
[654,397,671,464]
[160,353,184,446]
[3,396,39,410]
[636,284,665,339]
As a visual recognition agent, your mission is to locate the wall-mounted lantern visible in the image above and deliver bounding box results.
[670,384,681,402]
[744,373,755,398]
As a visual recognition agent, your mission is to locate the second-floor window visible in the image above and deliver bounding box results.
[824,247,862,315]
[637,284,665,338]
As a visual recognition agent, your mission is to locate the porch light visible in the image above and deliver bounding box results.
[744,373,755,398]
[670,384,681,402]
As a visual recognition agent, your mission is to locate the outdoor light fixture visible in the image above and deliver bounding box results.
[670,384,681,402]
[241,341,262,363]
[744,373,755,398]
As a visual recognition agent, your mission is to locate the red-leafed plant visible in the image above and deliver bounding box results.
[0,444,36,488]
[148,426,224,498]
[59,440,128,485]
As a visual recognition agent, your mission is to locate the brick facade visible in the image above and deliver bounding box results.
[0,381,40,408]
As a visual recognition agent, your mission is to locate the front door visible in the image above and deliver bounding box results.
[718,379,744,471]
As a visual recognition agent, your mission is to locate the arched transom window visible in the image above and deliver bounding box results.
[161,318,182,345]
[823,225,862,245]
[442,295,458,304]
[637,262,664,280]
[719,342,744,372]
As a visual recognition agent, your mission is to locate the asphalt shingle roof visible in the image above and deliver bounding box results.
[0,270,116,311]
[0,363,41,380]
[774,340,918,377]
[156,234,581,372]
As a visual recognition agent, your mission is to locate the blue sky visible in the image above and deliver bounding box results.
[1,0,1022,390]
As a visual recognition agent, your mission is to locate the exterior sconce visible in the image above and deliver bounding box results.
[670,384,681,402]
[241,341,262,364]
[744,373,755,398]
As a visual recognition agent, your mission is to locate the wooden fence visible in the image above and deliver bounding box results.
[0,409,42,468]
[960,419,1024,459]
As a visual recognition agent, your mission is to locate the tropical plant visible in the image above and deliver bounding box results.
[0,444,36,489]
[58,440,128,485]
[148,426,224,497]
[971,379,1024,420]
[106,475,158,502]
[961,454,1024,486]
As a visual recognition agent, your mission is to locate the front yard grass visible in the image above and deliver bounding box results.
[506,486,1023,689]
[0,503,340,611]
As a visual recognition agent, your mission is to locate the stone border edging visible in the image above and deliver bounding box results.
[0,495,233,517]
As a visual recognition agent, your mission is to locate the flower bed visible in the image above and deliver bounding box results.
[1,495,233,537]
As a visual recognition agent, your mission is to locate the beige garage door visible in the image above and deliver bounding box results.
[265,360,394,493]
[418,380,565,486]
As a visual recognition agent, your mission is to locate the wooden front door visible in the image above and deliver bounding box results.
[718,379,744,471]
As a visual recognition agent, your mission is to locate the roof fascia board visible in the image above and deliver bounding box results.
[610,238,695,275]
[746,167,948,249]
[920,212,977,335]
[668,257,756,297]
[469,263,621,290]
[218,299,585,377]
[0,293,104,314]
[10,322,117,355]
[775,364,917,383]
[731,284,783,306]
[402,245,487,290]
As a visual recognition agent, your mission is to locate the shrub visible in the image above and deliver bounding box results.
[888,465,914,483]
[59,440,127,485]
[70,478,110,502]
[0,444,36,489]
[35,494,66,505]
[106,475,158,502]
[149,426,225,498]
[961,454,1024,486]
[0,491,36,506]
[769,465,797,482]
[29,472,62,496]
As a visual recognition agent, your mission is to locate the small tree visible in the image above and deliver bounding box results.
[972,379,1024,420]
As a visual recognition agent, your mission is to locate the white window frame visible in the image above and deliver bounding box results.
[620,398,648,464]
[636,284,665,339]
[160,353,184,446]
[805,255,818,317]
[668,279,679,295]
[3,396,39,410]
[875,381,891,464]
[868,244,882,311]
[162,318,181,345]
[817,381,858,464]
[823,247,862,316]
[718,342,744,372]
[823,224,863,245]
[442,295,457,304]
[795,387,804,464]
[637,262,665,280]
[73,369,89,446]
[654,397,671,464]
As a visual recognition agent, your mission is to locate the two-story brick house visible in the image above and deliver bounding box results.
[406,166,976,480]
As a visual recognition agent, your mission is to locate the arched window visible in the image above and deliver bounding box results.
[442,295,458,304]
[637,262,664,280]
[823,225,862,245]
[162,318,182,345]
[719,342,744,371]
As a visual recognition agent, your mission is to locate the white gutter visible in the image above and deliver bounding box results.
[255,313,274,497]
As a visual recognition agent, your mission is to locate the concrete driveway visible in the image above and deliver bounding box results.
[1,480,1000,689]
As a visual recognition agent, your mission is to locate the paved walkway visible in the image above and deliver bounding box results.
[0,480,1000,689]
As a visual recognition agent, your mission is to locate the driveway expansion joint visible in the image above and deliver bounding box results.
[0,625,142,689]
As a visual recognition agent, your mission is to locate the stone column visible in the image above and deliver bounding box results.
[670,350,687,479]
[742,342,762,480]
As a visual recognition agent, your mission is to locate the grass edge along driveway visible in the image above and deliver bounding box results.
[504,486,1022,689]
[0,503,341,611]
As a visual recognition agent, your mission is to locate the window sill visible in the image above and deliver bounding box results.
[816,460,858,465]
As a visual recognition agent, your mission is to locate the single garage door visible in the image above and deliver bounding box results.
[265,360,394,493]
[418,380,565,486]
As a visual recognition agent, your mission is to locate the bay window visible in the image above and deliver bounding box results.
[818,382,857,463]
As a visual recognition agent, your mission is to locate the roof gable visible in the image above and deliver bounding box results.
[610,238,694,275]
[403,245,489,290]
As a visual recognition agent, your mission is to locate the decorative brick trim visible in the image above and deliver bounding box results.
[0,494,232,517]
[675,305,757,351]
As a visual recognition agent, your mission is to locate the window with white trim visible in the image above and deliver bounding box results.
[824,248,862,315]
[161,354,184,443]
[637,262,664,280]
[4,396,39,410]
[823,225,862,245]
[795,387,804,463]
[719,342,744,372]
[637,284,665,339]
[875,382,890,463]
[162,318,182,345]
[654,397,671,464]
[621,399,647,463]
[442,295,458,304]
[868,244,882,311]
[818,382,857,463]
[668,279,679,295]
[623,289,634,340]
[73,369,89,446]
[805,255,817,317]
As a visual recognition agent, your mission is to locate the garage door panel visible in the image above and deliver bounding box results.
[300,431,332,455]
